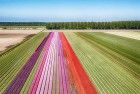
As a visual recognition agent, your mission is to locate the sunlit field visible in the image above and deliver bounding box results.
[0,0,140,94]
[0,27,140,94]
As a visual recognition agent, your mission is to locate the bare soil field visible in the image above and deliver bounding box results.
[105,31,140,40]
[0,29,41,52]
[0,34,26,51]
[0,29,42,34]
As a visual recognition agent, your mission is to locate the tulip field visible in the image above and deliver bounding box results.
[0,31,140,94]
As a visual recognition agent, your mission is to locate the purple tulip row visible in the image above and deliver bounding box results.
[4,33,52,94]
[28,32,54,94]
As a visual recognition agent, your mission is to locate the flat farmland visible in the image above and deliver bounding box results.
[0,29,41,34]
[0,30,140,94]
[65,31,140,94]
[0,29,41,53]
[0,34,31,52]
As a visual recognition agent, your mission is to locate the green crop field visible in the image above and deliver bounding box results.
[0,32,46,93]
[0,31,140,94]
[65,32,140,94]
[1,0,140,93]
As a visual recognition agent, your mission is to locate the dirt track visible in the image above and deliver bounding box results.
[0,29,42,34]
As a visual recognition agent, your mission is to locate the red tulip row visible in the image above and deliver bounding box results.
[60,32,97,94]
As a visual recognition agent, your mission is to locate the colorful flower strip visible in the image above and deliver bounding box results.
[4,33,51,94]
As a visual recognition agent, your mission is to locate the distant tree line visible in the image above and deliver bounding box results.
[0,21,140,29]
[46,21,140,29]
[0,22,46,26]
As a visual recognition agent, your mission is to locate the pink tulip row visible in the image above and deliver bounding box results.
[28,32,70,94]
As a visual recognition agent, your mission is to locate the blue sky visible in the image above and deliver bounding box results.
[0,0,140,22]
